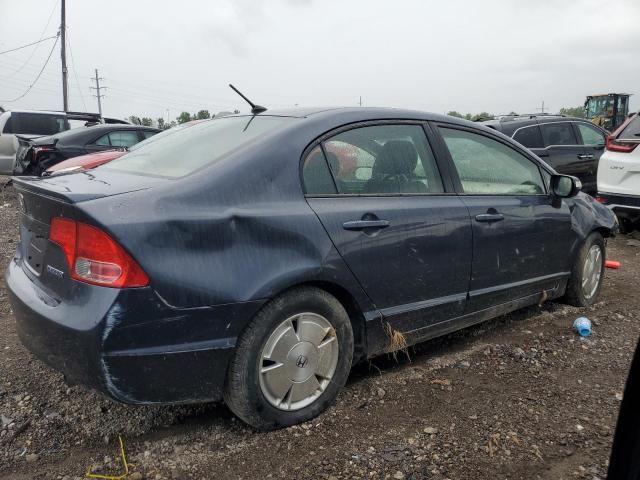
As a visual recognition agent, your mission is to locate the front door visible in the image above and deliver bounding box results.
[573,121,607,194]
[302,123,473,336]
[436,125,575,312]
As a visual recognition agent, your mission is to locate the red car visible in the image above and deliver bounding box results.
[44,120,205,176]
[45,149,126,175]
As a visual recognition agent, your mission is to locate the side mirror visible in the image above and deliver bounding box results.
[551,174,581,198]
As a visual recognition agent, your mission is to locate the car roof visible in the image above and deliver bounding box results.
[480,115,593,135]
[235,106,470,125]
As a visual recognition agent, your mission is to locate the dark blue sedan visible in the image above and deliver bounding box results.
[6,107,616,430]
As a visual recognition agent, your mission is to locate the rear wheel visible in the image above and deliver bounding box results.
[563,232,605,307]
[224,287,353,430]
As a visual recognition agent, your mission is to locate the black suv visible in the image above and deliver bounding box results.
[481,115,608,194]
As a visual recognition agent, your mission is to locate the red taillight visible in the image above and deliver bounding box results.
[49,217,148,288]
[606,135,639,153]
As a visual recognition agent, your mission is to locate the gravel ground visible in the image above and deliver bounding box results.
[1,178,639,479]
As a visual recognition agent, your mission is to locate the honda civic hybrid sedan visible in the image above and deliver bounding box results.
[6,107,616,430]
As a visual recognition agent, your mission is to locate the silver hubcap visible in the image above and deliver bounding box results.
[582,244,602,299]
[259,313,339,411]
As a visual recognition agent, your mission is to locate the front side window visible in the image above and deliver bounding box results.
[309,124,444,195]
[142,130,158,139]
[513,125,543,148]
[540,122,578,146]
[439,127,545,195]
[576,123,605,146]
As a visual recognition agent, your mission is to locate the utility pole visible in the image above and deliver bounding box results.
[90,69,106,119]
[60,0,69,111]
[537,101,545,114]
[359,96,362,107]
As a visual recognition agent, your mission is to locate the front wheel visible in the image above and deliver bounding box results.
[224,287,354,430]
[563,232,605,307]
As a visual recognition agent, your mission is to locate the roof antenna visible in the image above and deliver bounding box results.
[229,84,267,115]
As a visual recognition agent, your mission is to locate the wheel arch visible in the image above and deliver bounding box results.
[258,280,369,364]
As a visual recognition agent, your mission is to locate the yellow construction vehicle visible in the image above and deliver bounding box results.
[584,93,631,131]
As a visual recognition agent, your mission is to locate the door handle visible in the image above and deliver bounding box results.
[577,154,594,160]
[342,219,390,230]
[475,213,504,223]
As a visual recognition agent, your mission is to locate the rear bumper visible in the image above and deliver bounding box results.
[597,192,640,216]
[6,259,265,404]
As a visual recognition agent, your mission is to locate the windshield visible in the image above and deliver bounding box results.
[102,116,292,178]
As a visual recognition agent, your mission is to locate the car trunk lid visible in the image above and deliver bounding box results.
[12,172,164,297]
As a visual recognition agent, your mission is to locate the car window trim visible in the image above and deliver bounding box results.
[300,119,453,197]
[430,121,550,197]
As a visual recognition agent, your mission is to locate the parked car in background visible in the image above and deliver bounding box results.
[44,120,204,176]
[596,112,640,231]
[481,114,609,194]
[7,108,615,430]
[15,124,159,175]
[0,110,129,175]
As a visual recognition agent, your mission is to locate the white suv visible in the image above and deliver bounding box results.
[597,112,640,230]
[0,110,70,175]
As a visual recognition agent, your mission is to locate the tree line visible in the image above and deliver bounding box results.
[127,109,240,129]
[446,106,585,121]
[125,106,587,129]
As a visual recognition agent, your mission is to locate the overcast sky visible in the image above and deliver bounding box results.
[1,0,638,121]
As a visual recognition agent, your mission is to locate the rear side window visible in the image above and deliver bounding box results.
[303,146,337,195]
[440,127,544,195]
[540,123,577,146]
[103,117,291,178]
[3,113,66,135]
[576,123,605,145]
[513,126,543,148]
[307,124,444,195]
[619,116,640,140]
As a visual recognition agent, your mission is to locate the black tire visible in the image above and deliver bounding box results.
[224,286,354,430]
[563,232,605,307]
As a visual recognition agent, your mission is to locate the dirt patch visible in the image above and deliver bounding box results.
[1,178,638,479]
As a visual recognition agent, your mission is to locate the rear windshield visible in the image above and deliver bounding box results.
[102,116,292,178]
[4,112,67,135]
[619,115,640,140]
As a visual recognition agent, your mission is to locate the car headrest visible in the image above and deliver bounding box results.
[373,140,418,176]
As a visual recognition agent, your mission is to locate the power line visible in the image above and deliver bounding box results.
[66,29,87,111]
[0,35,58,56]
[1,0,59,78]
[0,34,59,103]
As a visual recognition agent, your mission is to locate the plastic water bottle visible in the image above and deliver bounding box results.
[573,317,592,337]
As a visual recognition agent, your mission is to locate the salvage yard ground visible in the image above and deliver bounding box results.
[0,177,639,480]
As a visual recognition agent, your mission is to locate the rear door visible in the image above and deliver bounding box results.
[303,122,472,335]
[533,122,595,190]
[434,124,575,312]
